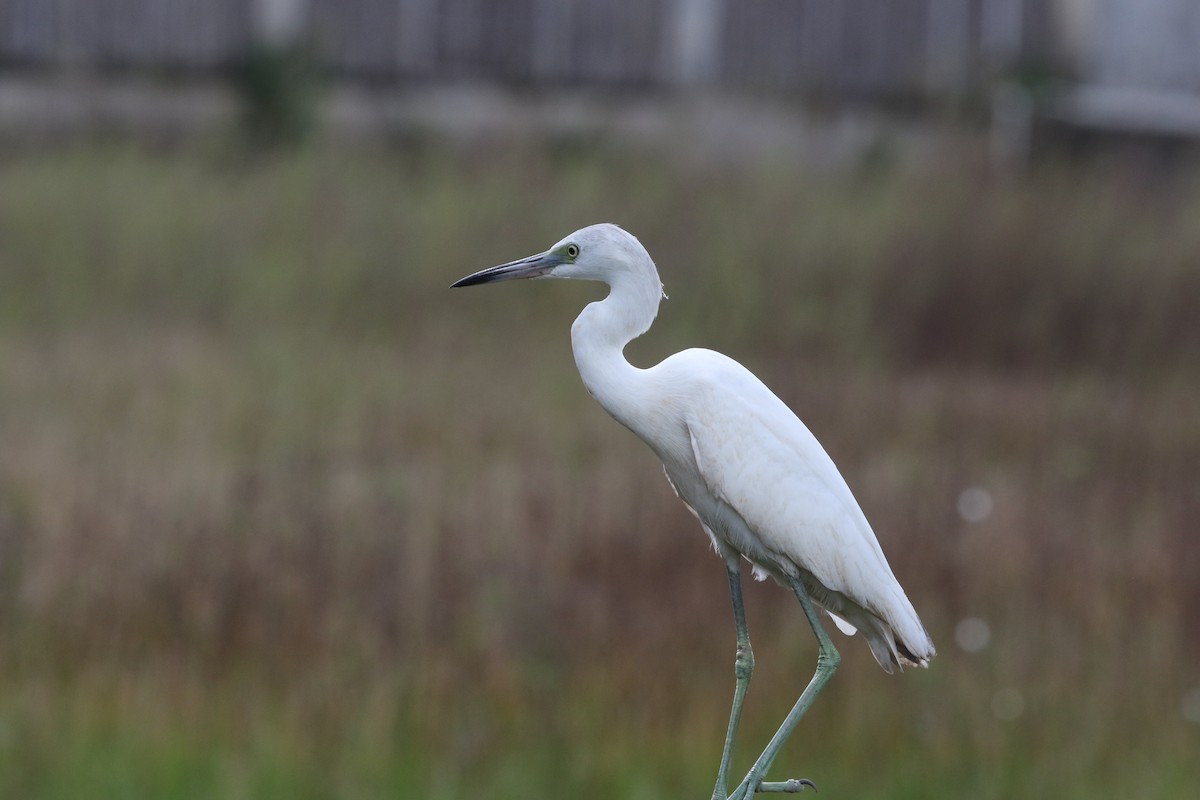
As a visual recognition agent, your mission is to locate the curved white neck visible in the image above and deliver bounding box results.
[570,266,663,428]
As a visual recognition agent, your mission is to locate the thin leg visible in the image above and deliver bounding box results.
[712,556,755,800]
[730,575,840,799]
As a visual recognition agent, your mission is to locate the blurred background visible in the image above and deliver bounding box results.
[1,1,1199,798]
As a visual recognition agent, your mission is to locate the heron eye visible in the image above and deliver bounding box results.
[565,243,580,259]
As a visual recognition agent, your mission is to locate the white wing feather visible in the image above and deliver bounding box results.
[659,349,933,668]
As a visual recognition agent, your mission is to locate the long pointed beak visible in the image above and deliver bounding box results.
[450,252,561,288]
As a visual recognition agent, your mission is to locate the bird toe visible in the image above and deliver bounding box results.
[757,778,817,793]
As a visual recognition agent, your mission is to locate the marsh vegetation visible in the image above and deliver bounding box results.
[0,144,1197,798]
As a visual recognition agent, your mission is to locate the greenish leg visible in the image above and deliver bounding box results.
[712,557,755,800]
[730,575,840,799]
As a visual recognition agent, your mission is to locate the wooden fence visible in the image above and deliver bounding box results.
[0,0,1051,99]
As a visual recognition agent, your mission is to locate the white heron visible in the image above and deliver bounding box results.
[452,223,934,799]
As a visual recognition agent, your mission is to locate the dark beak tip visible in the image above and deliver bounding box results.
[450,273,492,289]
[450,252,555,289]
[449,273,481,289]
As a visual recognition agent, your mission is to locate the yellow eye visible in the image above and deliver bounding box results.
[565,243,580,259]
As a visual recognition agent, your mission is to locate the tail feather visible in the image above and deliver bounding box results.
[876,584,936,671]
[795,567,936,673]
[895,635,932,668]
[860,613,935,673]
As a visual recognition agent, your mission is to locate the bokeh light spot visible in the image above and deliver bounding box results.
[957,487,993,523]
[955,617,991,652]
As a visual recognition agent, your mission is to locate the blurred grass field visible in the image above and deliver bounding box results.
[0,142,1198,799]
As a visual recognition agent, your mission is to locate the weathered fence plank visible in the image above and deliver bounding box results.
[0,0,1171,103]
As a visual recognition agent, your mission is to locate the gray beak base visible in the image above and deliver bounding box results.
[451,252,560,288]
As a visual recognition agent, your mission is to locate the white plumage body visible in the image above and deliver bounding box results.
[557,223,933,673]
[591,344,931,671]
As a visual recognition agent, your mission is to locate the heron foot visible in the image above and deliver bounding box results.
[730,775,816,799]
[759,779,817,793]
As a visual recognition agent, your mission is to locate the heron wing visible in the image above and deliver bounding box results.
[679,353,899,619]
[650,349,933,669]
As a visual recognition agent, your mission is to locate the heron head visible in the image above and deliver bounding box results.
[451,223,655,288]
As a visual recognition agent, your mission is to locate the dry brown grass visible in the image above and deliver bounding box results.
[0,144,1197,798]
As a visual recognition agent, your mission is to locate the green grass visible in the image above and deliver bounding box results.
[0,142,1198,798]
